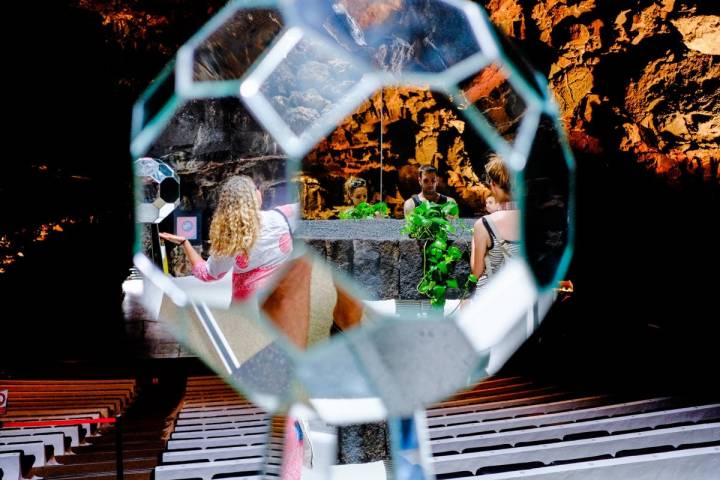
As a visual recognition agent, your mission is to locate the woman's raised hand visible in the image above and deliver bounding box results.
[159,232,186,245]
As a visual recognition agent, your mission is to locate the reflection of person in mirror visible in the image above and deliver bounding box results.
[341,176,386,219]
[344,176,368,206]
[403,164,456,217]
[159,175,298,301]
[485,195,499,214]
[471,156,520,290]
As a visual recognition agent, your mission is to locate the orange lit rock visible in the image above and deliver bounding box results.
[671,15,720,55]
[486,0,525,39]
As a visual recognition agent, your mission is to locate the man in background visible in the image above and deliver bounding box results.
[403,164,456,217]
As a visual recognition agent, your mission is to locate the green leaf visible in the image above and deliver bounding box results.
[448,246,462,260]
[447,278,458,289]
[432,285,446,299]
[442,202,459,217]
[468,274,478,283]
[437,261,448,274]
[432,239,447,251]
[430,297,445,307]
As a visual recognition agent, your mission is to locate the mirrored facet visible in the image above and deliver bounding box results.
[135,97,296,308]
[241,28,376,157]
[261,252,372,350]
[296,335,386,425]
[389,414,435,480]
[131,61,178,158]
[489,21,547,99]
[189,9,283,83]
[458,63,528,152]
[345,319,479,416]
[522,114,573,289]
[290,0,485,74]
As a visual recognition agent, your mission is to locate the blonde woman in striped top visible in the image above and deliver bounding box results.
[471,156,521,289]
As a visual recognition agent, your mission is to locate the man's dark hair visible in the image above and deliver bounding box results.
[417,164,437,176]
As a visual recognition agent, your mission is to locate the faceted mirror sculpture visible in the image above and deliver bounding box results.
[129,0,574,435]
[135,157,180,224]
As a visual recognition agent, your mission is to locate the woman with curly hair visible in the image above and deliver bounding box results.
[160,175,297,301]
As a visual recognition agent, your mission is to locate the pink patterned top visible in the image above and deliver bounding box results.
[191,203,298,301]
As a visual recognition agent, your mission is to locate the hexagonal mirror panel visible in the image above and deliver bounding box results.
[240,27,378,158]
[286,0,491,75]
[176,3,284,97]
[521,113,574,289]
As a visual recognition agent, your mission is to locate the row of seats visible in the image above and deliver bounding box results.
[0,378,136,479]
[154,376,284,480]
[423,375,720,479]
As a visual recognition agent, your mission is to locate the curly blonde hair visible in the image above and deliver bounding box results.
[209,176,261,257]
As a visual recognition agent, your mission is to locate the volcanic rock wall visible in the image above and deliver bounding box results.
[301,87,495,219]
[146,98,289,275]
[481,0,718,179]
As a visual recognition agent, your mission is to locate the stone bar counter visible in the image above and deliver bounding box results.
[296,219,475,300]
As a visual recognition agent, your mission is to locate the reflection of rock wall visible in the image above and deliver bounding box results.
[297,219,473,300]
[301,87,493,219]
[147,98,288,274]
[482,0,719,181]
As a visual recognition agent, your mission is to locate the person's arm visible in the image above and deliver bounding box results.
[403,198,414,218]
[159,232,204,268]
[275,203,300,232]
[471,218,491,278]
[158,232,232,281]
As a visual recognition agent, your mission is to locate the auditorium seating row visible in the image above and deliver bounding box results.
[423,375,720,479]
[0,378,136,479]
[154,376,284,480]
[152,374,720,480]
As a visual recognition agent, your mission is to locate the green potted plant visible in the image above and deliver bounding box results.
[401,201,477,308]
[338,201,390,219]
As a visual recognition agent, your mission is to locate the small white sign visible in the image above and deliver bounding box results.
[0,389,8,414]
